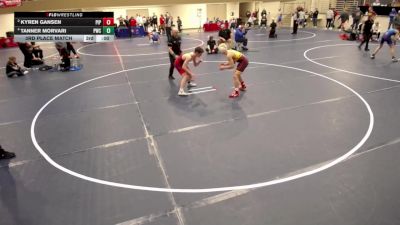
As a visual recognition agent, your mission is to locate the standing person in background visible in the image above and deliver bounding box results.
[292,10,299,34]
[326,8,334,29]
[177,16,182,32]
[0,145,15,160]
[261,9,267,17]
[312,9,319,28]
[129,16,137,36]
[388,8,397,29]
[166,16,173,41]
[338,9,349,31]
[359,16,374,51]
[168,29,182,80]
[118,15,124,26]
[152,13,158,30]
[124,16,130,27]
[277,13,283,26]
[372,21,381,40]
[143,16,148,32]
[351,8,361,30]
[159,14,166,35]
[298,9,306,28]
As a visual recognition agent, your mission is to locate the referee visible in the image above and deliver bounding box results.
[168,29,182,80]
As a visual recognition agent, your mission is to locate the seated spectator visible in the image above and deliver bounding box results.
[0,144,15,160]
[6,56,28,78]
[235,25,248,51]
[31,42,43,59]
[206,36,218,54]
[372,21,381,40]
[55,42,70,72]
[269,19,277,38]
[66,42,79,58]
[149,29,160,44]
[18,42,43,68]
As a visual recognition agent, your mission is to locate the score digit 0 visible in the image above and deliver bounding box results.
[102,18,114,26]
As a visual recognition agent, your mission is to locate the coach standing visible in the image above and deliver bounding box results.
[168,29,182,80]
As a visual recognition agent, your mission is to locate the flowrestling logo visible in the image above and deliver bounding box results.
[0,0,22,8]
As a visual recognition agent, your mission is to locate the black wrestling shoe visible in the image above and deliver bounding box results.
[168,75,175,80]
[0,151,16,160]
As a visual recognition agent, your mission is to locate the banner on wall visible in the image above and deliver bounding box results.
[197,8,202,17]
[0,0,22,8]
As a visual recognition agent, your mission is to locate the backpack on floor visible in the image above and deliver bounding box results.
[39,65,53,71]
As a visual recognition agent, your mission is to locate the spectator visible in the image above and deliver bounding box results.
[0,145,15,160]
[143,16,149,31]
[235,25,248,51]
[292,10,299,34]
[372,21,381,40]
[218,24,232,48]
[277,13,283,27]
[152,13,158,30]
[66,42,79,58]
[55,42,70,72]
[159,14,165,35]
[260,14,268,30]
[229,18,236,29]
[339,9,349,31]
[124,16,130,27]
[388,8,397,29]
[31,42,43,59]
[166,16,173,41]
[312,9,319,28]
[326,8,334,29]
[118,15,124,26]
[18,42,43,68]
[129,16,137,36]
[269,19,277,38]
[6,56,28,78]
[298,10,306,28]
[261,9,267,17]
[177,16,182,32]
[149,29,160,44]
[352,8,361,30]
[206,36,217,54]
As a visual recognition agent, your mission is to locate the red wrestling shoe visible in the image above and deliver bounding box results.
[239,82,247,91]
[229,90,240,98]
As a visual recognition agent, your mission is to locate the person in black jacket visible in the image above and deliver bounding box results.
[359,16,374,51]
[168,29,182,80]
[0,145,15,160]
[18,42,43,68]
[55,42,70,71]
[5,56,28,77]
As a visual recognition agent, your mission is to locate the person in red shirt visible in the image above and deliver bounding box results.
[129,17,137,36]
[159,15,165,35]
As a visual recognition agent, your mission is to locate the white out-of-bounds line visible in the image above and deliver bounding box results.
[189,86,214,91]
[189,89,217,95]
[249,30,316,43]
[304,44,400,83]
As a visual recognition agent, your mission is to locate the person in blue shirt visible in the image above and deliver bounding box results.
[388,8,397,29]
[235,25,248,51]
[371,27,399,62]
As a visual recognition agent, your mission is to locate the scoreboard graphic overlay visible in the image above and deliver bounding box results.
[14,12,114,42]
